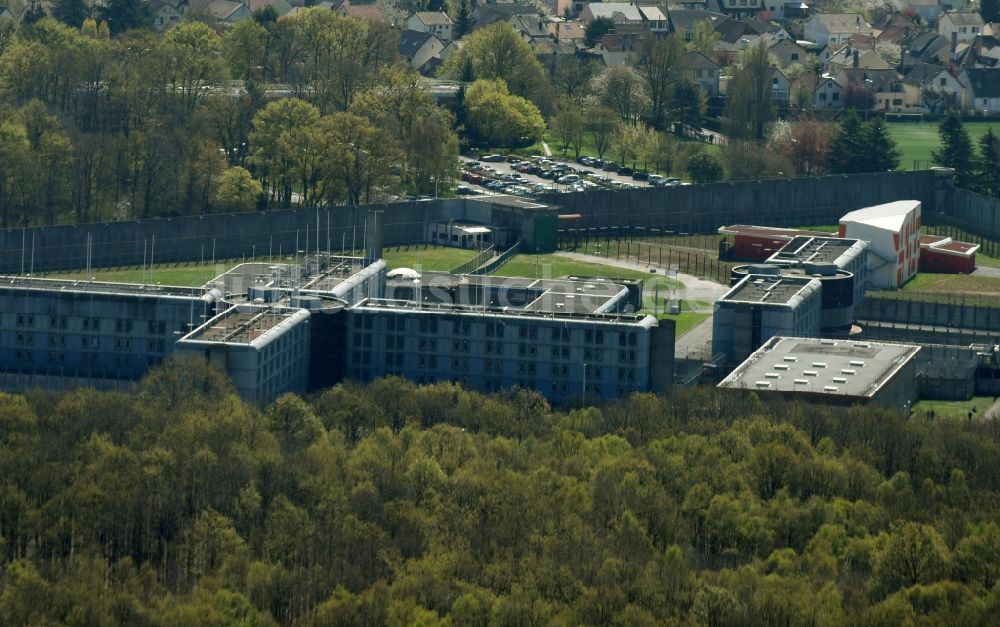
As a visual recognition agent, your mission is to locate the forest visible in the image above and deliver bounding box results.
[1,355,999,625]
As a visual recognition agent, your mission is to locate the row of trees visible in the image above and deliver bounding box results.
[1,356,1000,625]
[0,12,458,224]
[933,110,1000,197]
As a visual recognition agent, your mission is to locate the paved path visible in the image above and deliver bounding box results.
[554,252,729,308]
[972,265,1000,278]
[541,141,552,157]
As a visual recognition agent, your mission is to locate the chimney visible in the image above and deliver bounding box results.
[853,49,859,68]
[951,31,957,52]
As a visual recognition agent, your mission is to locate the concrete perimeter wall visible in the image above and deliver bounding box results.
[0,170,952,274]
[539,171,938,232]
[934,187,1000,241]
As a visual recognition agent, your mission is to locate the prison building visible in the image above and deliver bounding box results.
[0,277,220,392]
[174,305,312,405]
[713,274,823,369]
[765,235,868,314]
[718,336,921,415]
[918,235,979,274]
[717,225,831,262]
[839,200,922,289]
[342,299,674,404]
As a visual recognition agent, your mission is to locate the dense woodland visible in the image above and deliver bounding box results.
[1,355,999,625]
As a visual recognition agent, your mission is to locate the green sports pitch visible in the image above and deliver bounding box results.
[887,120,998,171]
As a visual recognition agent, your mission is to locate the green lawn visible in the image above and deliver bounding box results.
[381,246,479,272]
[47,262,230,287]
[912,396,996,420]
[495,254,657,282]
[888,121,998,171]
[659,311,711,338]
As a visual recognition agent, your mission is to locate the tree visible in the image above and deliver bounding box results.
[611,122,642,168]
[771,117,833,176]
[585,104,618,159]
[22,3,47,25]
[214,166,262,211]
[454,0,472,39]
[860,118,900,173]
[827,112,865,174]
[975,127,1000,197]
[463,78,545,147]
[982,0,1000,24]
[591,65,649,123]
[671,80,705,129]
[874,522,951,595]
[633,33,687,130]
[686,153,723,184]
[933,110,976,187]
[160,22,227,117]
[248,98,322,205]
[585,16,615,48]
[686,20,720,56]
[550,99,584,158]
[52,0,90,27]
[549,54,596,100]
[439,22,549,107]
[96,0,152,35]
[725,40,775,141]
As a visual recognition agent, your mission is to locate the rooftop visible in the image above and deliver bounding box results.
[767,236,866,266]
[720,274,821,306]
[181,305,308,345]
[0,275,212,300]
[719,224,830,240]
[840,200,921,231]
[352,298,657,327]
[719,336,921,398]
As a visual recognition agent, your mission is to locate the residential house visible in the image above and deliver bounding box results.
[953,34,1000,67]
[803,13,872,45]
[808,73,844,109]
[769,38,808,68]
[579,2,643,26]
[207,0,252,25]
[668,9,728,44]
[687,50,721,96]
[540,0,574,18]
[902,62,964,112]
[901,31,952,67]
[960,67,1000,113]
[876,13,921,45]
[836,67,910,112]
[246,0,292,16]
[638,5,668,32]
[938,11,985,46]
[0,5,12,19]
[336,0,387,22]
[150,0,188,31]
[439,39,462,61]
[713,0,764,20]
[550,20,587,44]
[770,68,791,101]
[903,0,942,25]
[397,30,444,74]
[509,13,552,48]
[678,0,708,9]
[825,44,893,73]
[472,4,537,30]
[407,11,453,43]
[593,33,640,66]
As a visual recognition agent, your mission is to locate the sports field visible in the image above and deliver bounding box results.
[887,121,998,171]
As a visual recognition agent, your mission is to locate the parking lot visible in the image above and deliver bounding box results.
[457,154,688,197]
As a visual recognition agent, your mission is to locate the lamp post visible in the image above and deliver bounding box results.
[864,77,874,122]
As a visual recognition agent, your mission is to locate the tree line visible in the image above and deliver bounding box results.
[1,355,1000,625]
[0,11,458,224]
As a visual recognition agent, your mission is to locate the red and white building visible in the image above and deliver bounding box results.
[839,200,922,289]
[718,225,831,262]
[919,235,979,274]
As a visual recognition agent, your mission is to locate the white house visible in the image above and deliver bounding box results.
[407,11,453,43]
[960,67,1000,114]
[579,2,643,26]
[804,13,872,45]
[397,30,444,73]
[938,11,985,46]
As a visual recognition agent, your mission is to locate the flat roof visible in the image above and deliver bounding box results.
[720,274,821,306]
[0,275,211,300]
[718,225,831,240]
[840,200,921,232]
[919,234,979,257]
[181,305,308,345]
[719,336,920,398]
[767,236,865,265]
[352,298,657,327]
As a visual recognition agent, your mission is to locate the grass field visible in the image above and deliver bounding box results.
[913,396,996,420]
[661,312,711,338]
[887,121,999,171]
[495,254,658,282]
[381,246,479,272]
[901,273,1000,300]
[47,262,230,287]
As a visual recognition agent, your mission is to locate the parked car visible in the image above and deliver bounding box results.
[602,161,619,172]
[648,175,665,185]
[480,154,505,162]
[618,166,634,176]
[557,174,581,184]
[631,171,649,181]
